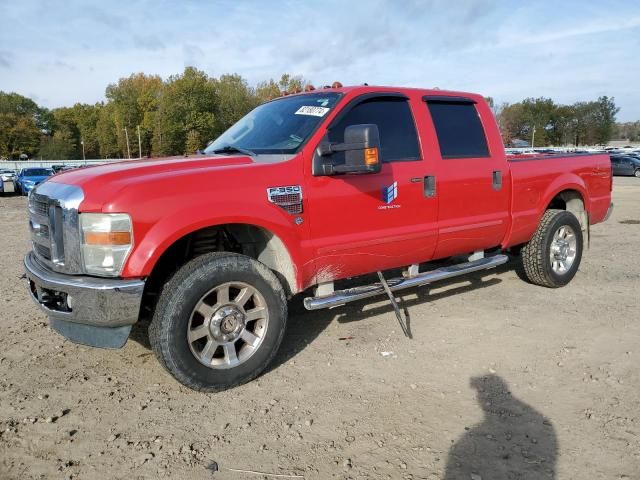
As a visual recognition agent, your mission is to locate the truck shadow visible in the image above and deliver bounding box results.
[267,259,514,374]
[444,374,557,479]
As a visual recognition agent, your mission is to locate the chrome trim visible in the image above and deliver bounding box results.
[24,252,145,328]
[29,182,84,274]
[304,255,509,310]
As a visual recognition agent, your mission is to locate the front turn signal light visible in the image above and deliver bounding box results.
[84,231,132,246]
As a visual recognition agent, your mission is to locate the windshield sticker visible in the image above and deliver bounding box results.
[295,105,330,117]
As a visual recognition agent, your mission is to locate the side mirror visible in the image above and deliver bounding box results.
[318,124,382,175]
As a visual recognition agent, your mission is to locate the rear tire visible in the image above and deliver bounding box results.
[634,169,640,178]
[149,252,287,392]
[521,209,583,288]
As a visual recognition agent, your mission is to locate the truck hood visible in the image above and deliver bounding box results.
[49,154,255,210]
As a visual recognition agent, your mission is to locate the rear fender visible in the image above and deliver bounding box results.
[504,173,589,248]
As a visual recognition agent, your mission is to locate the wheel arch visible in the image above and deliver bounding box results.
[130,219,301,327]
[545,188,588,232]
[149,222,297,293]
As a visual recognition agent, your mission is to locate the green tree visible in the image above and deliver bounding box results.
[0,113,41,159]
[106,72,163,157]
[278,73,307,93]
[497,96,618,146]
[0,91,50,131]
[39,107,82,160]
[614,121,640,141]
[255,78,281,101]
[38,128,77,159]
[95,103,120,158]
[71,103,103,158]
[185,129,202,154]
[497,103,526,145]
[153,67,217,156]
[213,74,259,135]
[591,96,619,144]
[0,91,47,158]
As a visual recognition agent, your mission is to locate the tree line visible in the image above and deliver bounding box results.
[0,68,306,160]
[494,96,620,147]
[613,121,640,142]
[0,68,633,160]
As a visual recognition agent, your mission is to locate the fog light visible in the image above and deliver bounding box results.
[66,295,73,310]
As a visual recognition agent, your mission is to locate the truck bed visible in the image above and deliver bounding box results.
[506,152,612,247]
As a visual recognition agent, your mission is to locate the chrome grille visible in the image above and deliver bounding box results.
[32,198,49,216]
[28,182,84,274]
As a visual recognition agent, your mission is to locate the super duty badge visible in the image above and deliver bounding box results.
[267,185,303,201]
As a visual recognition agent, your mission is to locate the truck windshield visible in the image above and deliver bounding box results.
[205,92,341,155]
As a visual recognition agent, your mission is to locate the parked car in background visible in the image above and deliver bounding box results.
[610,154,640,177]
[0,177,12,195]
[0,169,17,195]
[15,168,55,195]
[1,169,16,181]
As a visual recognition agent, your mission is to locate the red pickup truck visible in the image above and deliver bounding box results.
[25,85,613,391]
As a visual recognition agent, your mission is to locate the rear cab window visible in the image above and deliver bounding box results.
[425,97,489,159]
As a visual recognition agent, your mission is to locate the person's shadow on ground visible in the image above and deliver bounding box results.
[444,374,557,480]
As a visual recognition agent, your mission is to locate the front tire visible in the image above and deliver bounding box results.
[149,252,287,392]
[521,209,583,288]
[634,169,640,178]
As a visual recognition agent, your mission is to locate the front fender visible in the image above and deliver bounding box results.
[121,202,304,289]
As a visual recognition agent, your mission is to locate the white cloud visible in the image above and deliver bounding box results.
[0,0,639,120]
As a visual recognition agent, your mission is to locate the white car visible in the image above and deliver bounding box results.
[0,169,16,181]
[0,169,17,194]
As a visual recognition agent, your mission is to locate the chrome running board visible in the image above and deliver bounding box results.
[303,254,509,310]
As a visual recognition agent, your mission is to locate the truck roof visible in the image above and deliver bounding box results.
[281,84,485,102]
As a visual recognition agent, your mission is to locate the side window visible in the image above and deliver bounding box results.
[328,97,420,163]
[426,101,489,159]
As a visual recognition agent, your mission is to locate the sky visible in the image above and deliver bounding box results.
[1,0,639,121]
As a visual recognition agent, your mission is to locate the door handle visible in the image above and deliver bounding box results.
[492,170,502,191]
[424,175,436,197]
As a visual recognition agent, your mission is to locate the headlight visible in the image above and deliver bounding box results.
[80,213,133,277]
[24,180,35,185]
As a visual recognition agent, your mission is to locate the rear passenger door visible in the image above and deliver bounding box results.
[423,97,510,258]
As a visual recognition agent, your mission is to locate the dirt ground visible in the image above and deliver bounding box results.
[1,178,639,480]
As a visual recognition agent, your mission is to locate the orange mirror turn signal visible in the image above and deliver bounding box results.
[364,147,379,166]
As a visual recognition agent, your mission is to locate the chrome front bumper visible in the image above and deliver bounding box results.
[24,252,145,348]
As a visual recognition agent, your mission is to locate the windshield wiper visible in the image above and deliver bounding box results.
[210,145,255,157]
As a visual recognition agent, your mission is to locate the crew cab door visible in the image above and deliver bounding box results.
[305,94,438,282]
[422,96,511,258]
